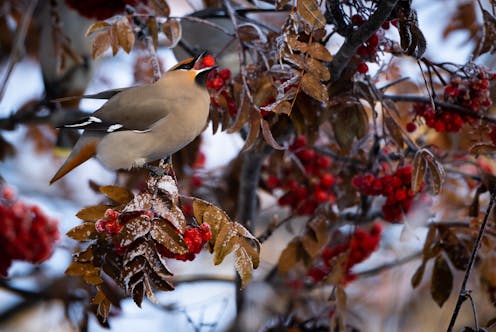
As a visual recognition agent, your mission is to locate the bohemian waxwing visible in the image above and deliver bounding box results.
[49,52,216,184]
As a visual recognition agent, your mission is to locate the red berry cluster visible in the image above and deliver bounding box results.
[352,166,414,222]
[307,223,382,284]
[158,224,212,261]
[64,0,139,20]
[352,14,389,74]
[265,136,336,215]
[0,186,60,277]
[207,68,236,117]
[95,208,123,235]
[408,71,495,133]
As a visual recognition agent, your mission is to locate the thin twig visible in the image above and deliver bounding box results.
[446,193,495,332]
[355,251,422,278]
[0,0,37,100]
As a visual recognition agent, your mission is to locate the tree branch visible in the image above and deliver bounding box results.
[447,193,496,332]
[330,0,399,82]
[383,94,496,124]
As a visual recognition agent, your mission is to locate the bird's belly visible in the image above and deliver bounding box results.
[95,115,206,170]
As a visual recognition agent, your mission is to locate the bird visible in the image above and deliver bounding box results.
[49,52,216,184]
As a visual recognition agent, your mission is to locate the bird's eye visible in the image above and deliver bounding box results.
[174,60,196,71]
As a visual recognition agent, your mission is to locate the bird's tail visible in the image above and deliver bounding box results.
[49,134,100,184]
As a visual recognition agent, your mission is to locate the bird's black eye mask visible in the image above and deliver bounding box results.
[174,51,208,71]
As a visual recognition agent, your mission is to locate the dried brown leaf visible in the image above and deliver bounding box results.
[307,42,332,61]
[193,198,232,245]
[477,10,496,56]
[305,57,330,81]
[384,115,405,148]
[278,240,301,274]
[149,0,170,16]
[411,262,425,288]
[115,18,135,54]
[470,143,496,156]
[86,22,111,37]
[430,255,453,307]
[161,19,181,48]
[67,222,98,241]
[76,205,112,221]
[301,73,328,102]
[235,247,254,288]
[297,0,325,29]
[331,102,368,152]
[110,24,120,56]
[119,217,151,246]
[213,223,238,265]
[92,31,111,59]
[100,185,134,204]
[146,17,159,50]
[412,149,427,193]
[240,109,261,152]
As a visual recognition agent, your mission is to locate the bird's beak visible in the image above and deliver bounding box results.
[197,65,217,74]
[193,50,208,67]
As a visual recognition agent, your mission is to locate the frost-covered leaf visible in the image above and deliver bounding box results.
[67,222,98,241]
[92,31,111,59]
[236,248,253,288]
[86,21,111,37]
[261,119,285,150]
[150,219,188,254]
[119,217,151,246]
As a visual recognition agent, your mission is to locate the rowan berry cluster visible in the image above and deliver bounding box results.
[408,71,495,133]
[352,166,414,222]
[65,0,138,20]
[265,136,336,215]
[0,186,60,277]
[307,223,382,284]
[351,15,393,74]
[158,223,212,261]
[95,208,122,235]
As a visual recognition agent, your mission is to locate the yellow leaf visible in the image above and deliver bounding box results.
[99,185,134,204]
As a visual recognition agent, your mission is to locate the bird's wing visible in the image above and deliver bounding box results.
[61,83,172,132]
[50,87,132,103]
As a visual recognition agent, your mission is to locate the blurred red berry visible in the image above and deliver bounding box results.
[202,55,216,67]
[357,63,369,74]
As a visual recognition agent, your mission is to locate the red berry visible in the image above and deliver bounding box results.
[219,68,231,80]
[317,156,332,168]
[191,175,203,187]
[298,149,316,161]
[314,189,329,203]
[291,136,307,150]
[382,21,390,29]
[367,34,379,47]
[357,62,369,74]
[212,77,224,90]
[202,55,215,67]
[406,122,416,132]
[351,14,364,25]
[320,173,336,188]
[266,175,279,190]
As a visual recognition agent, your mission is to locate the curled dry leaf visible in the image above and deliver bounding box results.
[331,102,369,152]
[412,148,445,194]
[261,118,285,150]
[307,42,332,62]
[115,17,135,53]
[477,10,496,56]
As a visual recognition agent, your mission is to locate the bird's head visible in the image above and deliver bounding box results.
[171,51,217,87]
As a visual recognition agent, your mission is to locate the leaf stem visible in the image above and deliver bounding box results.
[446,192,495,331]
